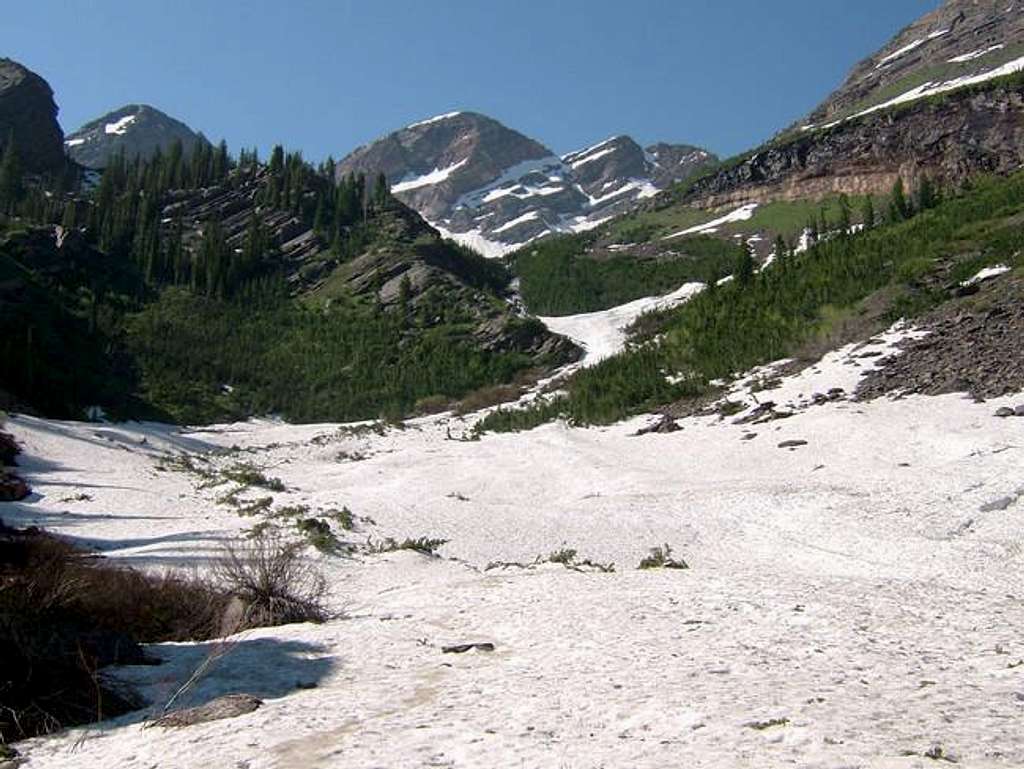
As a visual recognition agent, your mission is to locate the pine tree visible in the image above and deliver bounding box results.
[773,235,788,265]
[861,195,876,229]
[374,172,389,208]
[889,178,911,222]
[838,194,851,234]
[917,176,937,211]
[735,244,756,286]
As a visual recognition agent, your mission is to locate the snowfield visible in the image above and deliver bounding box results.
[6,315,1024,768]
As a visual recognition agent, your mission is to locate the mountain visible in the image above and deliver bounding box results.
[0,58,65,176]
[64,104,208,169]
[682,0,1024,209]
[804,0,1024,128]
[336,112,716,257]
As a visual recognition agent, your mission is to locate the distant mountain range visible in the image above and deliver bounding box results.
[63,104,208,169]
[335,112,716,256]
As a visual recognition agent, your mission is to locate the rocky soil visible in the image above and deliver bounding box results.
[858,272,1024,401]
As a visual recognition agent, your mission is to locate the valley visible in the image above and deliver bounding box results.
[2,1,1024,767]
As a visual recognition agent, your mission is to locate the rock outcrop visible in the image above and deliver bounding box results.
[682,0,1024,209]
[0,58,65,176]
[687,81,1024,208]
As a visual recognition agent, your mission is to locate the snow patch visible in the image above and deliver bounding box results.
[104,114,137,135]
[539,282,705,364]
[492,210,541,234]
[961,264,1011,286]
[406,111,463,129]
[662,203,758,240]
[391,158,468,193]
[949,44,1005,63]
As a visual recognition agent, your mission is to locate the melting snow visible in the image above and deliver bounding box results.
[391,158,468,193]
[104,114,138,135]
[662,203,758,240]
[9,315,1024,768]
[431,222,511,259]
[961,264,1012,286]
[876,28,949,68]
[539,282,705,364]
[491,210,541,234]
[64,138,86,147]
[949,44,1005,63]
[406,111,463,129]
[568,146,617,168]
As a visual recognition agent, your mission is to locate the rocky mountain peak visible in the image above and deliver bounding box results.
[0,58,65,176]
[336,113,716,257]
[65,103,208,169]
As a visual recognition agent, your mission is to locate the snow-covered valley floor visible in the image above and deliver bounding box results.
[5,327,1024,768]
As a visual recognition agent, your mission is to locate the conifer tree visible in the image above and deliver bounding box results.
[889,178,911,221]
[735,244,756,286]
[861,195,876,229]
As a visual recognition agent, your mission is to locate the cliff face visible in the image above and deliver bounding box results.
[0,58,65,175]
[688,82,1024,208]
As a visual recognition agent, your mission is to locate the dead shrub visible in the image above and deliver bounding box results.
[213,531,329,628]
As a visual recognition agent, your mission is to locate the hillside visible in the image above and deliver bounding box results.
[669,0,1024,211]
[336,112,716,256]
[0,89,578,423]
[805,0,1024,128]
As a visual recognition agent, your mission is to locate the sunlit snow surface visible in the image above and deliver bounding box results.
[104,114,138,135]
[662,203,758,240]
[390,158,469,193]
[8,289,1024,767]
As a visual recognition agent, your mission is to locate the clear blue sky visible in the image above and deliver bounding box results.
[6,1,937,161]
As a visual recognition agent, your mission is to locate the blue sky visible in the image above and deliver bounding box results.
[8,1,936,161]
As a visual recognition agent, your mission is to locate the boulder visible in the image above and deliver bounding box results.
[635,415,681,435]
[0,470,29,501]
[0,431,19,465]
[153,694,262,728]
